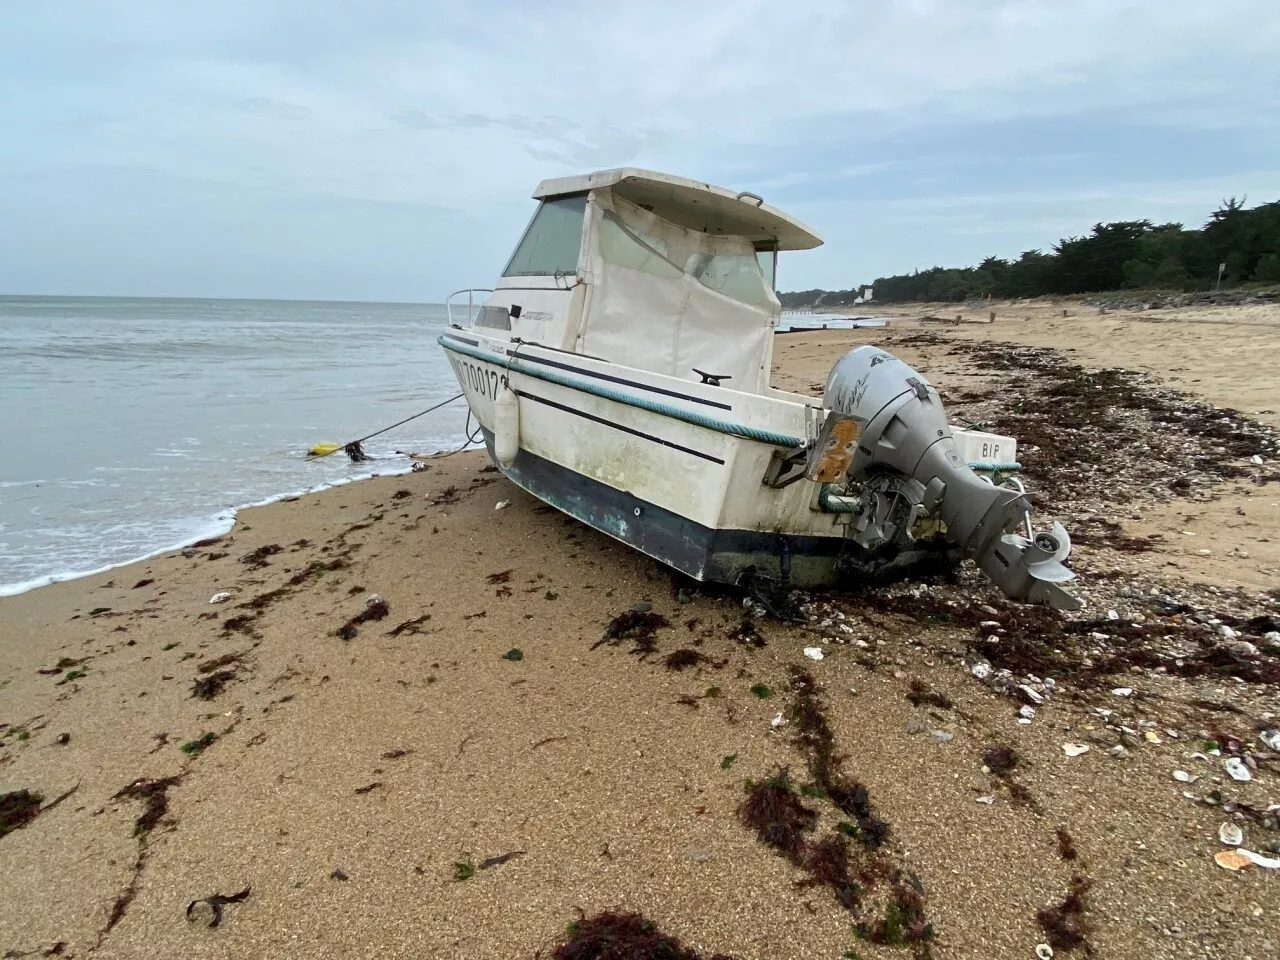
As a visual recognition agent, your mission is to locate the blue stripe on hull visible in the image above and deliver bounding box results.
[480,429,843,586]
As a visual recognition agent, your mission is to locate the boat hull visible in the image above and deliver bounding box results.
[479,428,844,585]
[441,331,846,586]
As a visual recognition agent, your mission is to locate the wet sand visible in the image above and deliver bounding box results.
[2,298,1278,959]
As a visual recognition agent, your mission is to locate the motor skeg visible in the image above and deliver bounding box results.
[824,345,1079,609]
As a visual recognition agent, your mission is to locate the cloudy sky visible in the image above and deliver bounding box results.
[2,1,1278,301]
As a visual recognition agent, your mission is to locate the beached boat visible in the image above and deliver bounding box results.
[440,169,1077,608]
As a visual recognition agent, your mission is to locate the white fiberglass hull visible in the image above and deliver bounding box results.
[440,330,849,586]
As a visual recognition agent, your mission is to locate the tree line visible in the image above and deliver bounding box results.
[780,197,1280,307]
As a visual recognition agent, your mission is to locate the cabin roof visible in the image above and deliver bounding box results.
[532,167,823,251]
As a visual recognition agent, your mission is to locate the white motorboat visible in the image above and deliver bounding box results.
[441,168,1077,608]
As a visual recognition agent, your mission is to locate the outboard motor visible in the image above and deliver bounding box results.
[820,346,1078,610]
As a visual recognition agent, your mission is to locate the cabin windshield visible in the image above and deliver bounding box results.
[756,247,777,289]
[502,194,588,277]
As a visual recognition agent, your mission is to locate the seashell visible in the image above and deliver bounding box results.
[1062,743,1090,758]
[1224,757,1253,782]
[1240,849,1280,869]
[1214,849,1252,872]
[1218,822,1243,846]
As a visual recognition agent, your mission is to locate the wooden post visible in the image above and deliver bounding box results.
[989,310,995,323]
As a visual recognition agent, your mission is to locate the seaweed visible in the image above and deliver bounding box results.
[1036,875,1093,953]
[114,775,184,837]
[593,609,670,660]
[479,850,524,869]
[553,910,741,960]
[180,732,218,756]
[906,679,953,710]
[596,610,671,647]
[0,789,44,838]
[237,586,292,611]
[982,745,1019,777]
[335,597,390,639]
[859,873,934,951]
[802,833,862,911]
[186,885,251,928]
[1055,826,1078,861]
[102,887,137,943]
[239,544,282,569]
[732,618,767,648]
[287,558,347,585]
[196,652,242,673]
[430,485,460,506]
[38,657,84,676]
[191,669,239,700]
[663,649,704,671]
[789,669,890,850]
[738,768,817,864]
[386,614,431,637]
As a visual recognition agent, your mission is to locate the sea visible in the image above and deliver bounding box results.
[0,296,473,596]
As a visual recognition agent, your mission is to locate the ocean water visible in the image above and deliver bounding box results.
[0,296,473,595]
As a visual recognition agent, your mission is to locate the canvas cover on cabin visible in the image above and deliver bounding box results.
[574,188,781,393]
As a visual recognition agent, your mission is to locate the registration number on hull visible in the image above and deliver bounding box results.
[449,354,502,401]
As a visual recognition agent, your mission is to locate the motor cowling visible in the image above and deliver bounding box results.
[822,345,1079,610]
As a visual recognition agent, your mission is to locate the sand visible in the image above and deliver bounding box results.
[2,297,1278,959]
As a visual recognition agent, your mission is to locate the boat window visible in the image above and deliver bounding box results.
[599,215,681,279]
[686,252,771,306]
[502,194,588,277]
[757,248,777,289]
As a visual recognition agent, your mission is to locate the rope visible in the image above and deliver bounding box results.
[439,336,804,449]
[306,392,465,461]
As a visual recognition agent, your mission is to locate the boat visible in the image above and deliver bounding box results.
[440,168,1077,609]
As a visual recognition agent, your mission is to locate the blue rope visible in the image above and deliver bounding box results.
[440,335,805,448]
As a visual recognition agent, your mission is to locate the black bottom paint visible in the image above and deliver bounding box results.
[481,430,845,585]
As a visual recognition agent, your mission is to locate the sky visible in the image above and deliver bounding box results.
[2,1,1278,302]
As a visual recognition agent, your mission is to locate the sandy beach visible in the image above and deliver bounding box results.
[3,298,1279,959]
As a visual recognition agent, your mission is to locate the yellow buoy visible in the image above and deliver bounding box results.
[308,442,341,458]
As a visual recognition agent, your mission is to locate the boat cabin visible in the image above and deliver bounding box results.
[458,168,823,395]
